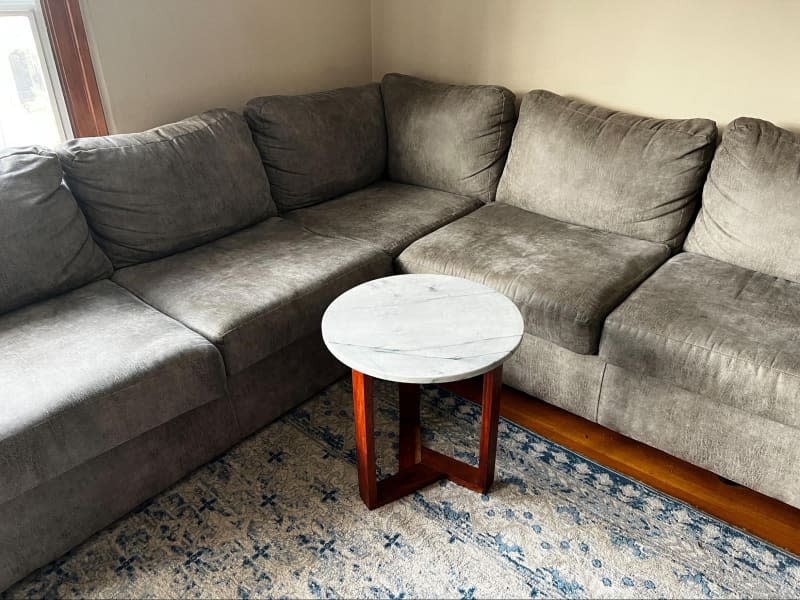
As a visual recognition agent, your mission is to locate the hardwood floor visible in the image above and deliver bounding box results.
[443,378,800,556]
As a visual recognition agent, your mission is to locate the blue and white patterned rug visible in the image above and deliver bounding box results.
[5,379,799,599]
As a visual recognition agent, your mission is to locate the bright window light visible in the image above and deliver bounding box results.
[0,0,71,149]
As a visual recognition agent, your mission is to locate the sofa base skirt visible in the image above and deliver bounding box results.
[503,333,800,510]
[597,364,800,510]
[0,332,346,592]
[0,394,239,592]
[504,332,606,422]
[228,331,347,438]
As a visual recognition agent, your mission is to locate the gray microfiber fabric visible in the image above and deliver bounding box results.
[58,109,275,268]
[0,279,227,505]
[396,203,670,354]
[0,395,241,593]
[283,180,482,257]
[226,331,347,438]
[685,117,800,283]
[0,147,111,314]
[245,83,387,211]
[504,332,606,421]
[598,364,800,510]
[113,218,392,376]
[600,252,800,429]
[0,331,344,593]
[497,90,717,247]
[381,73,516,202]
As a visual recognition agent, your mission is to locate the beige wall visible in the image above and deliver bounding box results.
[81,0,372,133]
[371,0,800,129]
[82,0,800,133]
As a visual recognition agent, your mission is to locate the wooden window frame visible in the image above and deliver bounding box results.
[41,0,107,137]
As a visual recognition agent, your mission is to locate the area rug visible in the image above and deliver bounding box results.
[5,379,799,599]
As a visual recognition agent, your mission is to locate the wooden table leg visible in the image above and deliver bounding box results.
[352,370,377,508]
[418,365,503,494]
[398,383,421,469]
[352,372,442,510]
[351,366,504,509]
[476,365,503,492]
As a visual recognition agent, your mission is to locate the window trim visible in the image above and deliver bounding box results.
[40,0,107,137]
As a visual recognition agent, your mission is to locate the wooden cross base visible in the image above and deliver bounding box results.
[351,365,503,510]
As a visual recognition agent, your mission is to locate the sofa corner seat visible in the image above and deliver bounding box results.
[283,180,482,257]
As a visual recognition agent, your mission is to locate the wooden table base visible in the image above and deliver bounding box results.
[351,366,503,510]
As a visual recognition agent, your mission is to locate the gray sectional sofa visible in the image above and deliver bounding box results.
[1,72,797,590]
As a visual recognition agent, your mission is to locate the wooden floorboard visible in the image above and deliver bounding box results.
[443,378,800,556]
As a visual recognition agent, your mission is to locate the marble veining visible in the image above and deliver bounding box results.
[322,274,524,383]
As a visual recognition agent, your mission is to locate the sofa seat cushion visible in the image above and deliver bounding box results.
[497,90,716,248]
[113,218,391,375]
[283,180,482,257]
[396,203,670,354]
[58,109,275,268]
[0,280,227,504]
[600,252,800,428]
[0,147,111,315]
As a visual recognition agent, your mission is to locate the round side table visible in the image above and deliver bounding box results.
[322,274,524,509]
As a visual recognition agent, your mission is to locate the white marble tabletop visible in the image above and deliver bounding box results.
[321,274,524,384]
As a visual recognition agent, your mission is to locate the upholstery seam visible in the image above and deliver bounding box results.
[61,112,232,157]
[221,391,244,438]
[248,82,380,121]
[595,361,608,422]
[385,72,510,94]
[608,320,800,382]
[490,91,507,173]
[728,121,800,147]
[1,146,54,159]
[531,91,715,142]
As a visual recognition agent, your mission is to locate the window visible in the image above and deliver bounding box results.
[0,0,72,148]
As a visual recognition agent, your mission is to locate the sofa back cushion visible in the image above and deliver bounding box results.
[497,90,717,247]
[245,83,386,212]
[381,73,516,202]
[58,109,275,268]
[0,147,112,314]
[685,117,800,282]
